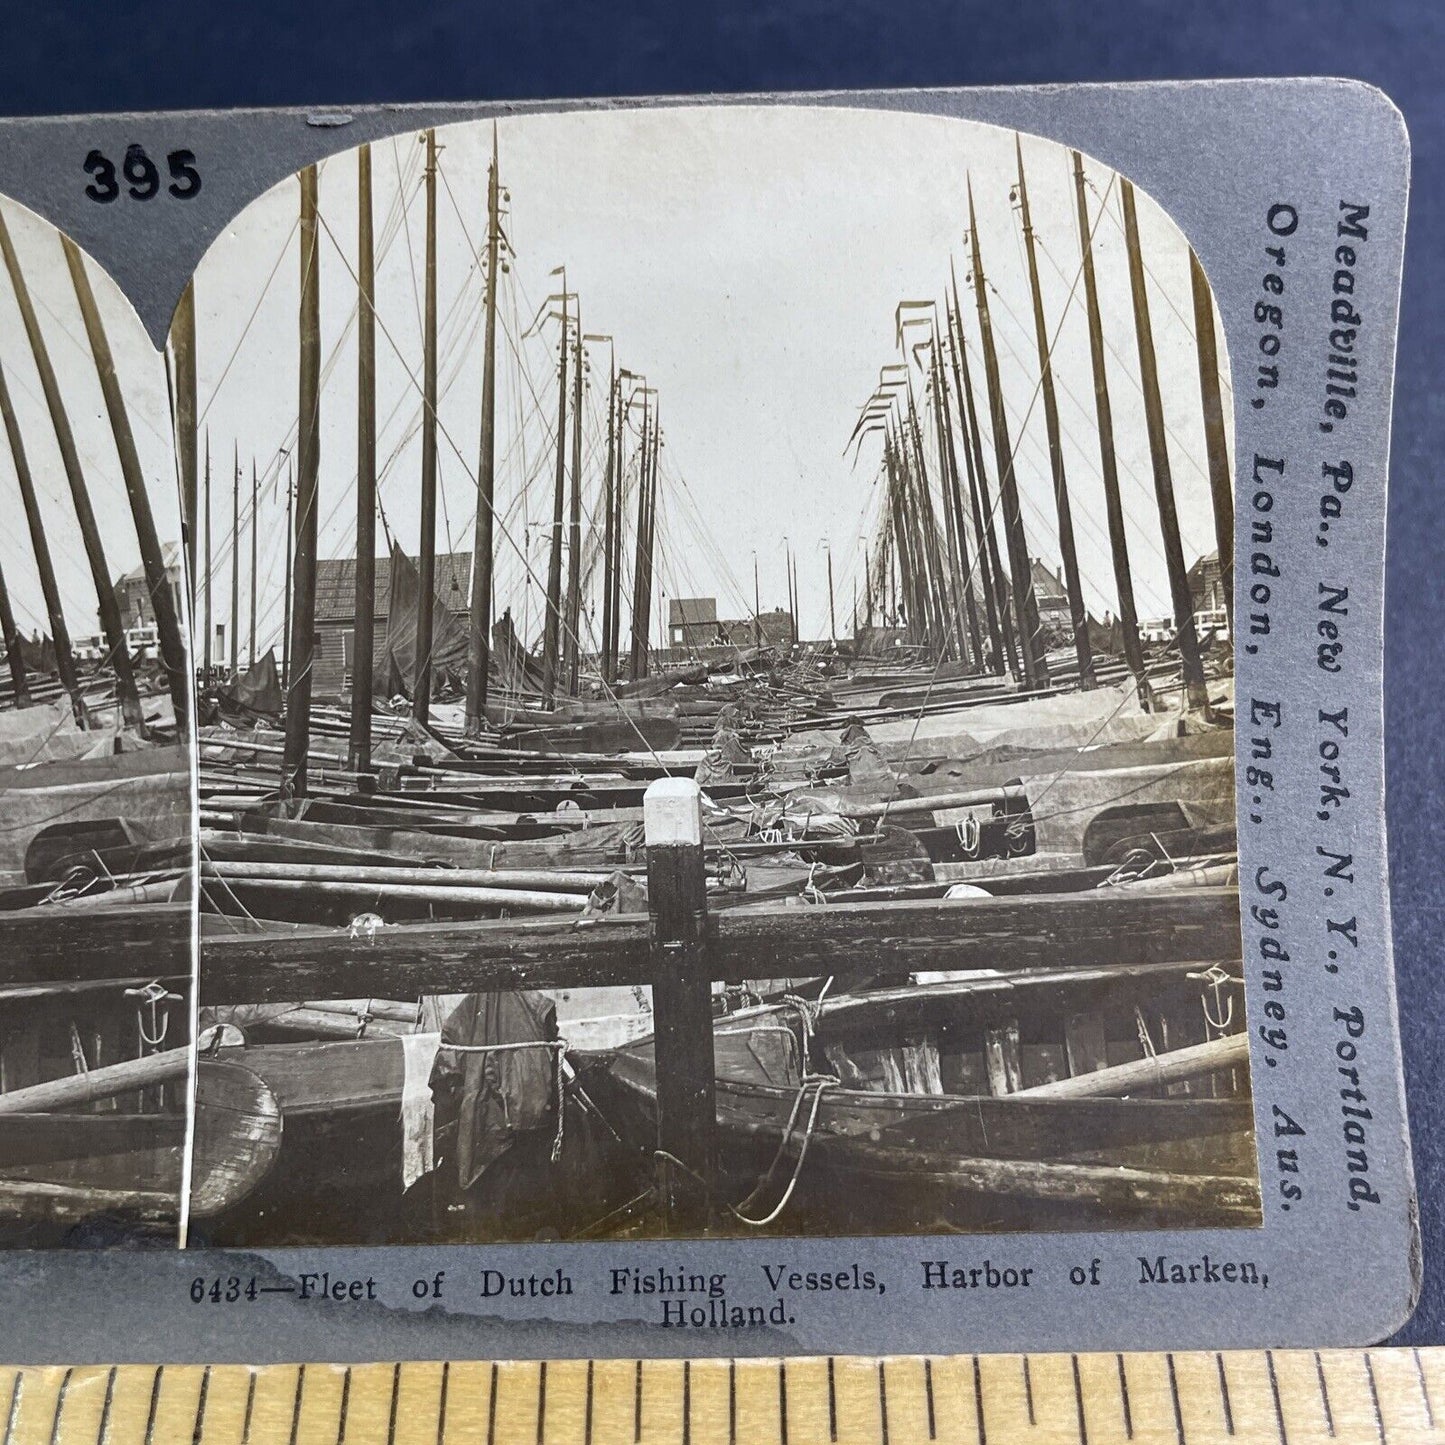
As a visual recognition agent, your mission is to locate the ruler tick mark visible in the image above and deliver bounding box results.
[437,1361,449,1445]
[98,1368,117,1445]
[338,1367,352,1445]
[877,1360,889,1445]
[729,1359,737,1445]
[1117,1354,1134,1439]
[1364,1352,1385,1444]
[682,1360,691,1445]
[487,1362,498,1445]
[240,1371,257,1445]
[387,1362,401,1445]
[46,1367,71,1445]
[1072,1354,1089,1445]
[1214,1354,1233,1436]
[537,1361,547,1445]
[634,1358,643,1443]
[780,1360,789,1445]
[924,1358,936,1440]
[288,1364,305,1445]
[1023,1356,1035,1426]
[191,1366,210,1445]
[1416,1348,1435,1429]
[1314,1352,1334,1437]
[973,1356,987,1445]
[1267,1350,1288,1445]
[144,1364,164,1445]
[1166,1353,1185,1445]
[828,1357,837,1442]
[585,1360,594,1445]
[0,1370,18,1445]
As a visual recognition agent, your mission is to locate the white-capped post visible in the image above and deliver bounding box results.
[644,777,715,1231]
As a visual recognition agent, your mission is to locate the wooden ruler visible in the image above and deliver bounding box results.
[2,1348,1443,1443]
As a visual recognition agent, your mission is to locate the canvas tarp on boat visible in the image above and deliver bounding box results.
[381,543,470,698]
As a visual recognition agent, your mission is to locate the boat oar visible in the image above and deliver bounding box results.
[202,860,612,893]
[1012,1033,1247,1099]
[209,876,590,911]
[0,1045,190,1114]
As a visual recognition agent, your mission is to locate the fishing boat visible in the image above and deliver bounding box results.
[579,958,1257,1235]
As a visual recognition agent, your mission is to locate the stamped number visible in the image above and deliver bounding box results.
[83,146,201,203]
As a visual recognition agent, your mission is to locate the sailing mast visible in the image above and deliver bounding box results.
[413,129,440,724]
[949,261,1014,676]
[626,386,650,681]
[635,404,660,677]
[464,125,502,736]
[350,141,378,771]
[248,460,258,669]
[563,322,585,696]
[0,559,28,707]
[1190,249,1234,634]
[172,280,199,602]
[229,442,240,675]
[0,356,83,716]
[1120,178,1208,713]
[902,374,954,661]
[282,163,322,796]
[203,434,212,680]
[967,178,1049,689]
[825,542,836,645]
[931,329,982,667]
[65,235,190,724]
[541,285,570,705]
[282,460,292,690]
[0,209,143,728]
[1016,138,1093,689]
[1072,151,1147,699]
[599,363,618,685]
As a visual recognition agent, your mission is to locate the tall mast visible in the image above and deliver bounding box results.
[412,129,440,724]
[626,388,650,680]
[1121,178,1208,713]
[904,377,955,661]
[949,261,1012,676]
[248,460,257,669]
[0,210,142,727]
[605,379,627,682]
[1190,249,1234,633]
[864,549,873,629]
[172,280,199,604]
[563,322,585,696]
[0,357,82,714]
[752,550,762,647]
[229,442,240,675]
[282,163,322,796]
[541,288,569,705]
[883,429,918,645]
[349,141,378,770]
[599,364,618,685]
[464,125,502,735]
[1016,138,1093,689]
[203,433,212,679]
[931,331,982,667]
[967,178,1048,689]
[825,544,836,644]
[1072,151,1147,697]
[65,235,189,724]
[0,559,28,707]
[637,407,660,676]
[281,459,293,689]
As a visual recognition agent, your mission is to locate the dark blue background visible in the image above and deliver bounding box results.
[1,0,1439,1345]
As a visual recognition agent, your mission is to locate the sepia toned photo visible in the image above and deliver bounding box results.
[183,107,1256,1247]
[0,198,193,1248]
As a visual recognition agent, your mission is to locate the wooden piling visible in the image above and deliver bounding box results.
[645,777,717,1232]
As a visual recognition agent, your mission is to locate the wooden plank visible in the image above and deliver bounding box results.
[199,885,1240,1004]
[0,902,190,987]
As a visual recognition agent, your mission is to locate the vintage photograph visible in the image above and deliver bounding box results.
[0,197,193,1247]
[185,106,1256,1246]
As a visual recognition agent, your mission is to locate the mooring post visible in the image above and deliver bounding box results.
[644,776,717,1232]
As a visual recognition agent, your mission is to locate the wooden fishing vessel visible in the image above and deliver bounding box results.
[580,959,1258,1235]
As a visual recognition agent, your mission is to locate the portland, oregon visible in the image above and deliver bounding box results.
[181,105,1257,1246]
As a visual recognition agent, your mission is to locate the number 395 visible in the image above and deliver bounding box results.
[84,145,201,203]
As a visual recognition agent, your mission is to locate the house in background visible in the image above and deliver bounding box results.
[1187,550,1226,613]
[112,541,185,635]
[668,597,719,649]
[313,550,472,696]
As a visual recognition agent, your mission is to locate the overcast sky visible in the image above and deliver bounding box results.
[0,200,178,643]
[181,104,1230,655]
